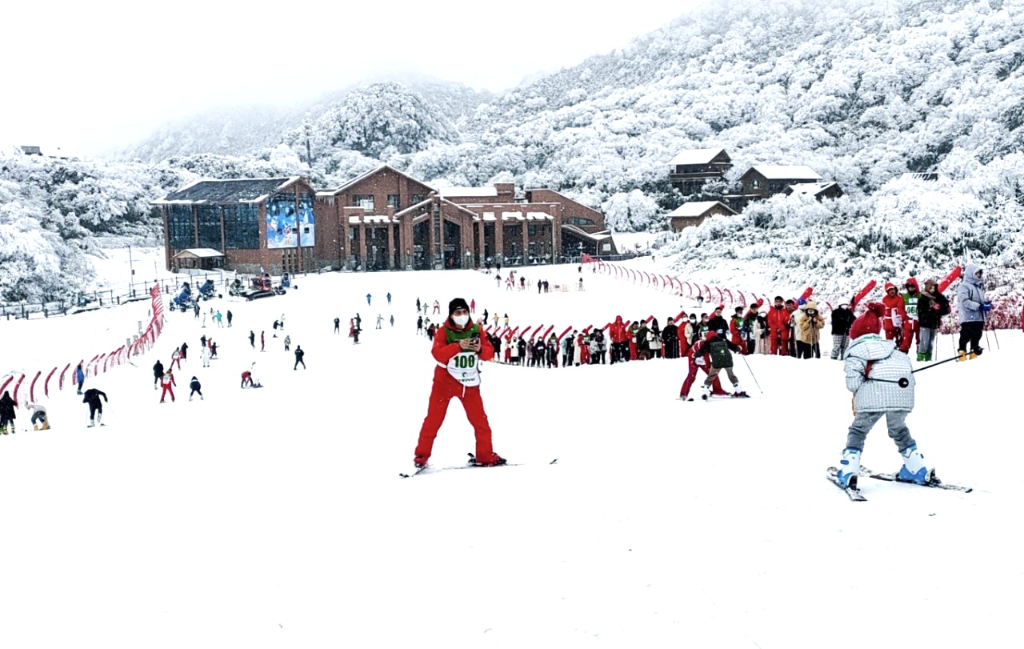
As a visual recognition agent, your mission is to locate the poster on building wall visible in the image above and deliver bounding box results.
[267,195,315,248]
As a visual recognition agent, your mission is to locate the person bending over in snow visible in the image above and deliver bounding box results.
[241,371,257,389]
[189,377,203,401]
[25,402,49,430]
[413,298,505,469]
[83,388,108,427]
[836,303,932,489]
[701,330,748,399]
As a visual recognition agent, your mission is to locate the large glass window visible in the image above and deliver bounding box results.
[168,204,195,249]
[387,194,401,210]
[197,205,222,250]
[567,217,594,226]
[410,194,424,206]
[223,203,260,249]
[353,195,374,211]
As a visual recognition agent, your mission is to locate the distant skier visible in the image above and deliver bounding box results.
[189,376,203,401]
[334,317,340,334]
[0,391,16,434]
[201,344,211,368]
[215,310,223,327]
[417,315,423,334]
[416,298,421,312]
[75,363,85,395]
[180,342,189,360]
[83,388,108,427]
[194,302,200,319]
[350,319,360,344]
[367,293,372,306]
[700,329,747,399]
[26,402,48,430]
[470,298,475,313]
[294,346,306,370]
[835,302,932,489]
[284,335,291,352]
[390,315,395,327]
[152,359,164,390]
[261,331,265,352]
[377,314,383,329]
[387,292,392,305]
[171,347,182,370]
[249,331,255,349]
[241,371,255,389]
[279,314,285,329]
[159,370,176,403]
[227,310,233,327]
[412,298,505,469]
[433,300,440,314]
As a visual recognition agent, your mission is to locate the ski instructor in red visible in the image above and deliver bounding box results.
[413,298,505,469]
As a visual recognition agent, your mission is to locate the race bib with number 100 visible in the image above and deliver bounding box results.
[446,351,480,386]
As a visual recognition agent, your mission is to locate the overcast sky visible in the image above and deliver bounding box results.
[2,0,704,156]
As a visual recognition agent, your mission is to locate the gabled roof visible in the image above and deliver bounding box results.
[438,186,498,198]
[155,177,301,204]
[747,166,821,181]
[172,248,225,259]
[669,147,729,166]
[526,188,602,218]
[441,198,481,218]
[561,223,614,242]
[394,197,434,218]
[785,182,841,198]
[667,201,737,218]
[317,164,434,197]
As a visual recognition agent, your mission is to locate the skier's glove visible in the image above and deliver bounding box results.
[982,301,993,313]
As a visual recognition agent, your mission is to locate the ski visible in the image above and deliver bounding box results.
[400,455,558,479]
[861,467,972,493]
[826,466,867,501]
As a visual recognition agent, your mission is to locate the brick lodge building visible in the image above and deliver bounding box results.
[154,165,617,275]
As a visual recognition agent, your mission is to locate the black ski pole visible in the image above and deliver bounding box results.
[871,354,964,388]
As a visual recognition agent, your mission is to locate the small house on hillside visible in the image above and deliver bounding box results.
[739,166,821,199]
[668,148,732,196]
[783,181,844,201]
[667,201,737,233]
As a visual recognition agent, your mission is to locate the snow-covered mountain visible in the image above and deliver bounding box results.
[4,0,1024,305]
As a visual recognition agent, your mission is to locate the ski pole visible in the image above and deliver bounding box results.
[984,309,1000,350]
[871,354,964,388]
[740,354,763,395]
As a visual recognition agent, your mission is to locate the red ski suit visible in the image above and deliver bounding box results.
[609,318,628,344]
[765,305,790,355]
[160,372,176,402]
[414,320,499,464]
[882,283,910,350]
[679,336,728,398]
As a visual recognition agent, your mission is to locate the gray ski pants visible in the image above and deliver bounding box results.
[846,410,915,453]
[830,334,849,359]
[919,327,937,357]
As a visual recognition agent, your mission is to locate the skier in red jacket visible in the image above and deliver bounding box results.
[413,298,504,469]
[609,315,629,363]
[679,332,729,400]
[882,282,909,350]
[765,296,790,355]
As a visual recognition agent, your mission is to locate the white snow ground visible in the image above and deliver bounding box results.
[0,261,1021,648]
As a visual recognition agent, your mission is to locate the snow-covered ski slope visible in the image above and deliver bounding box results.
[0,259,1020,648]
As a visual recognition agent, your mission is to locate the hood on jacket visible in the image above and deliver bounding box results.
[615,316,623,323]
[884,282,898,294]
[850,303,885,340]
[804,300,819,313]
[965,264,984,286]
[905,278,920,293]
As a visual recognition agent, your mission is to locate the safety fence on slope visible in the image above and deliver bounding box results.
[0,284,166,406]
[583,256,1022,333]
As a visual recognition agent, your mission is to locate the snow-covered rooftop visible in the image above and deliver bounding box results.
[669,147,728,166]
[750,166,822,180]
[667,201,736,218]
[172,248,224,259]
[155,177,300,204]
[438,186,498,198]
[786,182,840,197]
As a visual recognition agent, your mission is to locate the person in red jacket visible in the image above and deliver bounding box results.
[679,332,729,400]
[881,282,909,350]
[765,296,789,356]
[729,306,745,353]
[159,370,176,403]
[413,298,504,469]
[609,316,629,364]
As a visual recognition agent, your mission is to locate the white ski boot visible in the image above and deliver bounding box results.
[837,448,861,488]
[700,384,712,401]
[898,446,933,484]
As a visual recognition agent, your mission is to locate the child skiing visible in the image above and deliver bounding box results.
[189,376,203,401]
[700,331,747,399]
[835,302,932,490]
[413,298,504,469]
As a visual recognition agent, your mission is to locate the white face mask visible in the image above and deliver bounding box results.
[452,314,470,327]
